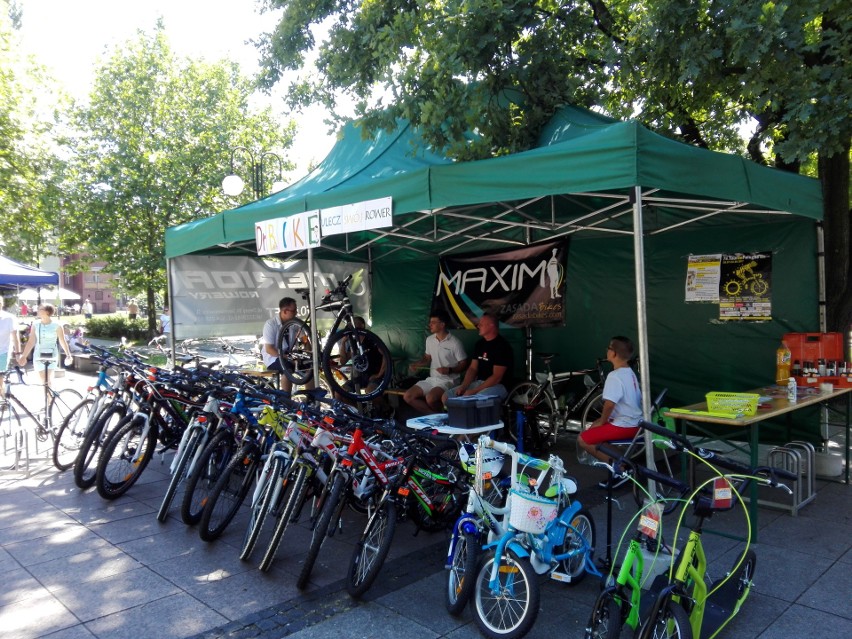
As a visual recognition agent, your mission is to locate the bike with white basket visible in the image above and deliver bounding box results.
[465,435,601,639]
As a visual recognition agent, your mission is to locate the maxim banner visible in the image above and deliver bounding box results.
[431,239,569,328]
[169,255,370,339]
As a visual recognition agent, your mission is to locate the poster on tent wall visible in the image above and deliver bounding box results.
[431,239,569,329]
[717,252,772,321]
[684,254,722,302]
[169,255,370,339]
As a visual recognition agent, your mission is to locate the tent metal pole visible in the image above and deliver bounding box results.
[816,222,827,332]
[525,224,532,379]
[166,257,176,364]
[631,187,657,475]
[307,249,319,384]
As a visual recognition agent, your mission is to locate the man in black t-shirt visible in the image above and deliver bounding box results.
[442,313,513,404]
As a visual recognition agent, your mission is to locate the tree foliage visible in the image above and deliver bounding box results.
[62,24,296,333]
[257,0,851,327]
[0,7,62,264]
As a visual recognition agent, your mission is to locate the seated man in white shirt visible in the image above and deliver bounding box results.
[404,310,468,414]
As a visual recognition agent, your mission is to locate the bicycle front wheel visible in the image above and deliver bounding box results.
[446,530,480,615]
[322,328,392,402]
[180,429,237,525]
[52,396,93,471]
[199,445,259,541]
[259,462,312,572]
[586,592,622,639]
[346,498,397,598]
[157,427,203,522]
[472,549,540,639]
[637,599,692,639]
[296,469,345,587]
[74,404,128,490]
[277,318,314,385]
[241,454,291,561]
[95,414,157,499]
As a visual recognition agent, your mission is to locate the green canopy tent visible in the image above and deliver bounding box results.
[166,106,822,417]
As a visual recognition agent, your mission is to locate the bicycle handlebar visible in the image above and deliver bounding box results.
[596,443,690,494]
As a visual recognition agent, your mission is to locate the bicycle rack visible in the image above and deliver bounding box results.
[765,440,816,515]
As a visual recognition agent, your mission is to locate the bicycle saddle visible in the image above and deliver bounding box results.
[534,352,557,365]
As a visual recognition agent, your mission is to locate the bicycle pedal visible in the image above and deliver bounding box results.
[550,571,573,583]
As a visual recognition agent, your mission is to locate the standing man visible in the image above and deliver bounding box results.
[577,336,642,486]
[261,297,305,393]
[404,310,468,414]
[443,313,513,403]
[82,297,93,319]
[1,301,22,394]
[127,299,139,320]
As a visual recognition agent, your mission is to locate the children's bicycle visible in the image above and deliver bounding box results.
[462,435,600,639]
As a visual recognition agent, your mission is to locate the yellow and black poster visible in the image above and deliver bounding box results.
[432,239,569,328]
[718,252,772,321]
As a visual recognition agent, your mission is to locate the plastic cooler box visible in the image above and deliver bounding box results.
[447,396,501,428]
[784,332,850,387]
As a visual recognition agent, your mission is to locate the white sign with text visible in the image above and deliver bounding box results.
[320,196,393,237]
[255,210,321,256]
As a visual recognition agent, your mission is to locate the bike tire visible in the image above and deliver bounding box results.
[585,591,622,639]
[321,328,392,402]
[556,507,596,585]
[472,549,540,639]
[637,599,692,639]
[277,318,314,385]
[199,444,259,541]
[95,413,157,500]
[576,391,604,464]
[446,530,480,615]
[157,428,203,522]
[296,470,345,587]
[409,448,466,533]
[52,396,94,471]
[240,454,290,561]
[180,429,237,525]
[345,498,397,598]
[259,462,312,571]
[734,549,757,600]
[503,381,556,445]
[74,404,128,490]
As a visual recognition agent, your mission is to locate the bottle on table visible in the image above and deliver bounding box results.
[776,341,792,383]
[787,377,797,403]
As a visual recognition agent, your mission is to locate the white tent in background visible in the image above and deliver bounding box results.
[17,286,81,301]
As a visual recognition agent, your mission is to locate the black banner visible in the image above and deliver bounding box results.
[431,239,569,328]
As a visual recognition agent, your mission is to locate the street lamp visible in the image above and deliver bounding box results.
[221,146,287,200]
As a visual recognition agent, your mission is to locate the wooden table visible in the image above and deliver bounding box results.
[406,414,503,438]
[665,386,851,541]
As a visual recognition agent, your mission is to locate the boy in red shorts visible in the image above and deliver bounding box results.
[577,336,642,487]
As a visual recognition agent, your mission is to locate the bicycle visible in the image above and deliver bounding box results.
[461,436,601,639]
[503,353,608,450]
[589,419,796,639]
[1,360,83,474]
[584,442,690,639]
[275,274,393,403]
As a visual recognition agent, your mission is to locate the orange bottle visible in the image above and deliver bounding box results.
[776,341,792,383]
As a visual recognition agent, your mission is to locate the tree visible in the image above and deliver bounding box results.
[63,23,296,335]
[257,0,850,329]
[0,5,62,265]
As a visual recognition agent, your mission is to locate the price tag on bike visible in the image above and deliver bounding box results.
[638,501,662,540]
[711,477,733,509]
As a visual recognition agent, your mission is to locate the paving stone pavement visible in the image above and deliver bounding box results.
[1,368,850,639]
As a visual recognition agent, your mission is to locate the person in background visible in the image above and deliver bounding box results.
[67,327,89,353]
[82,298,93,319]
[1,300,22,395]
[127,299,139,320]
[442,313,513,403]
[576,335,643,488]
[20,301,29,318]
[404,310,468,414]
[159,306,172,347]
[261,297,309,393]
[16,304,74,388]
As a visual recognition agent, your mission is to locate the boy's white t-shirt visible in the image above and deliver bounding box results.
[602,366,643,427]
